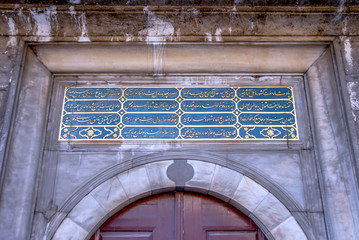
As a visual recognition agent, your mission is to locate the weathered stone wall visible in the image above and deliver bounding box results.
[343,38,359,142]
[0,2,359,240]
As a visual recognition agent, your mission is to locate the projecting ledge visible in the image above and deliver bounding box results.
[31,43,328,74]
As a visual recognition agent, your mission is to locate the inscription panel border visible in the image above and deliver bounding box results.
[53,76,303,142]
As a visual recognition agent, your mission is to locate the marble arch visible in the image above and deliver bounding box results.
[50,160,308,240]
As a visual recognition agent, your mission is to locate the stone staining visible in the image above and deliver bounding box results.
[58,86,299,141]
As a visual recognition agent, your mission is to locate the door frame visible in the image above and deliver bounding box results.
[1,41,357,240]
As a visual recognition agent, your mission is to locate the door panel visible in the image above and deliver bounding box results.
[94,193,175,240]
[207,231,258,240]
[101,232,153,240]
[183,193,262,239]
[91,192,267,240]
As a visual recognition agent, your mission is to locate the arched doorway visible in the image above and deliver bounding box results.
[51,161,309,240]
[90,192,267,240]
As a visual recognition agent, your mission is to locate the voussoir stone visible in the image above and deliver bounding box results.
[90,176,129,213]
[52,218,88,240]
[232,176,269,213]
[209,165,243,200]
[68,194,106,232]
[185,160,216,192]
[253,193,292,231]
[146,160,175,190]
[116,166,151,199]
[271,216,308,240]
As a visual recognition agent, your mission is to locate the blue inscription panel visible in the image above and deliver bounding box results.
[66,88,123,99]
[122,113,178,125]
[181,100,235,112]
[181,127,237,139]
[62,113,121,125]
[123,100,179,112]
[181,113,236,125]
[122,127,179,139]
[181,88,235,99]
[59,86,299,141]
[124,88,179,99]
[238,100,294,112]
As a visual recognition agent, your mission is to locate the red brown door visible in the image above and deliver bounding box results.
[91,192,267,240]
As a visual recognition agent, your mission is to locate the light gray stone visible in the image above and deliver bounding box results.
[209,165,243,200]
[33,44,327,74]
[30,213,48,240]
[185,160,216,192]
[351,110,359,143]
[271,216,308,240]
[68,194,106,232]
[347,81,359,110]
[35,150,59,214]
[307,50,359,239]
[253,193,291,231]
[145,160,175,191]
[232,176,269,213]
[52,218,88,240]
[0,48,51,240]
[228,151,304,208]
[0,36,17,74]
[117,166,151,199]
[300,212,327,240]
[54,152,121,206]
[299,150,323,213]
[90,176,129,213]
[341,38,359,76]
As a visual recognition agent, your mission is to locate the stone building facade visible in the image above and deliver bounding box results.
[0,1,359,240]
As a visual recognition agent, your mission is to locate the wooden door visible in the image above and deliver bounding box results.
[90,192,267,240]
[183,193,267,240]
